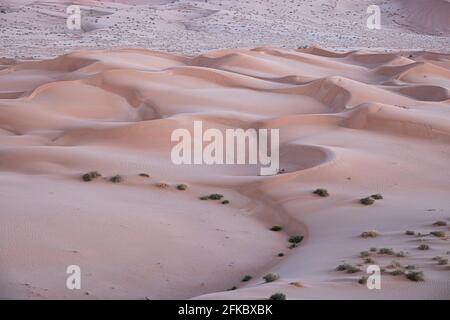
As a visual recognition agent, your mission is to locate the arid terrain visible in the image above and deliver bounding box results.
[0,0,449,300]
[0,0,449,59]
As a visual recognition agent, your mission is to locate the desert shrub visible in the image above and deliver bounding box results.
[241,275,252,282]
[364,258,375,264]
[313,188,329,197]
[418,244,430,250]
[208,193,224,200]
[405,271,424,282]
[360,251,371,258]
[221,200,230,205]
[360,197,375,205]
[336,263,360,273]
[82,171,101,182]
[433,256,448,265]
[360,231,379,238]
[269,293,286,300]
[227,286,237,291]
[156,182,169,189]
[176,184,187,191]
[358,276,368,285]
[371,194,383,200]
[270,225,283,232]
[139,173,150,178]
[288,235,304,244]
[390,269,405,276]
[277,253,285,257]
[405,230,415,236]
[370,247,378,252]
[199,196,209,200]
[432,221,447,227]
[110,175,123,183]
[289,244,298,249]
[378,248,394,255]
[430,231,446,238]
[405,265,416,270]
[396,251,407,258]
[263,273,280,283]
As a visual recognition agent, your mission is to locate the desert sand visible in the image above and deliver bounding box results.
[0,0,449,59]
[0,46,449,299]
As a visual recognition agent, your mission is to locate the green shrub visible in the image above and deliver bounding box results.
[313,188,329,197]
[82,171,101,182]
[241,275,252,282]
[360,197,375,205]
[288,235,304,244]
[371,194,383,200]
[263,273,280,283]
[405,271,424,282]
[418,244,430,250]
[270,225,283,232]
[110,175,123,183]
[433,221,447,227]
[269,293,286,300]
[208,193,224,200]
[176,184,188,191]
[360,231,379,238]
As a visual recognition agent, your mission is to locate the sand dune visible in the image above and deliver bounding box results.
[0,47,450,299]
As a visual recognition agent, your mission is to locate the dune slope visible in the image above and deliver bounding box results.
[0,47,450,299]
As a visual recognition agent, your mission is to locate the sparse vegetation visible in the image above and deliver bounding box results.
[405,230,415,236]
[139,173,150,178]
[208,193,224,200]
[269,293,286,300]
[241,275,252,282]
[405,265,416,270]
[433,221,447,227]
[313,188,329,197]
[199,196,209,200]
[263,273,280,283]
[378,248,394,255]
[370,247,378,252]
[433,256,448,265]
[110,175,123,183]
[358,276,368,285]
[360,251,371,258]
[288,235,304,244]
[390,269,404,276]
[277,253,285,257]
[360,231,379,238]
[270,225,283,232]
[336,263,360,274]
[371,194,383,200]
[81,171,101,182]
[221,200,230,204]
[405,271,424,282]
[418,244,430,251]
[364,258,375,264]
[430,231,446,238]
[360,197,375,205]
[176,184,188,191]
[156,182,169,189]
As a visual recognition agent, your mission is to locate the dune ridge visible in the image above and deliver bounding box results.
[0,47,450,299]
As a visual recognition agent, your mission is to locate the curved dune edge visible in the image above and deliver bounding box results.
[0,47,450,299]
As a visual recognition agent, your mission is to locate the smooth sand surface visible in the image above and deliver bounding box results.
[0,47,449,299]
[0,0,449,59]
